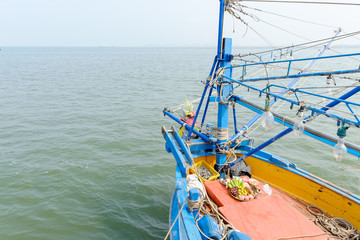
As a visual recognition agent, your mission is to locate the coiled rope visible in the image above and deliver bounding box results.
[307,205,360,240]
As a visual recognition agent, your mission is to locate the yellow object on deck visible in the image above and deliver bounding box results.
[190,160,220,182]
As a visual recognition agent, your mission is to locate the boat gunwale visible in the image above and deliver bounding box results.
[191,148,360,204]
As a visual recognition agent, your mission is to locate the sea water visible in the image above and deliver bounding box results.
[0,47,359,239]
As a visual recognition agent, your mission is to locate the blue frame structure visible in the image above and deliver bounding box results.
[162,1,360,239]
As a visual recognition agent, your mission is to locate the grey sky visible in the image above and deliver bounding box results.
[0,0,359,47]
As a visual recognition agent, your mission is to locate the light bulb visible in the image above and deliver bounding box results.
[326,75,336,94]
[326,83,331,94]
[261,111,274,131]
[293,118,304,137]
[333,137,347,162]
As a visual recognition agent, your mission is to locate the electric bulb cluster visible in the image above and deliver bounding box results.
[259,93,349,162]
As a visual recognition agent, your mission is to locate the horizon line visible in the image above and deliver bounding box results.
[0,44,358,48]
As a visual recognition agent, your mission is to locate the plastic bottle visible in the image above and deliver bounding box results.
[263,184,272,196]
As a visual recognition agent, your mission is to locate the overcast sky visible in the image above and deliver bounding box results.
[0,0,359,47]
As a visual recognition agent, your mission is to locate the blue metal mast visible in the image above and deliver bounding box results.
[215,0,233,178]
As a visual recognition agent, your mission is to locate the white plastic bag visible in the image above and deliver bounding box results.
[186,174,206,197]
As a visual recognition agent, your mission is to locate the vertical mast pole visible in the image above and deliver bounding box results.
[217,0,225,59]
[215,0,233,178]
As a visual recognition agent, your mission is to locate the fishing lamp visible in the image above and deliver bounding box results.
[333,123,349,162]
[261,95,274,131]
[293,106,305,137]
[293,118,304,137]
[326,74,336,93]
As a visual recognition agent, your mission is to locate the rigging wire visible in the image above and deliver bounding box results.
[327,47,360,63]
[227,8,280,49]
[231,58,360,80]
[227,2,360,61]
[231,6,312,41]
[237,0,360,6]
[239,4,337,28]
[233,30,360,59]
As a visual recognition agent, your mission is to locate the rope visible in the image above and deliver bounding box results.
[169,98,201,113]
[195,216,228,240]
[307,205,360,240]
[163,197,188,240]
[275,232,328,240]
[187,198,202,212]
[234,0,360,6]
[188,160,237,239]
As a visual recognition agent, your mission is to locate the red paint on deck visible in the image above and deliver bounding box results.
[204,180,328,240]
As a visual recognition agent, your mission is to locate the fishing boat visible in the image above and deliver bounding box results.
[162,1,360,239]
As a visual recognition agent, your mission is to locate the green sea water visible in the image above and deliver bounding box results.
[0,47,359,239]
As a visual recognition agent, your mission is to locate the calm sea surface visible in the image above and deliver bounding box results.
[0,47,359,239]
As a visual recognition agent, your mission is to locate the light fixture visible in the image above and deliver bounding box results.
[293,117,304,137]
[326,74,336,94]
[293,106,304,137]
[261,95,274,131]
[333,123,349,162]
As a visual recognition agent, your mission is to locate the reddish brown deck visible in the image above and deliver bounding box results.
[204,180,329,240]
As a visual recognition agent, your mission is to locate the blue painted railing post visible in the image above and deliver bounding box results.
[215,38,233,178]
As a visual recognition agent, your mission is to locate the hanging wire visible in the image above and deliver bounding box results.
[230,5,312,41]
[236,0,360,6]
[239,4,337,28]
[226,8,280,49]
[233,30,360,59]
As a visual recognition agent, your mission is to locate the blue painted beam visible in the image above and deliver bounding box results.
[228,78,360,127]
[266,84,360,107]
[231,52,360,69]
[233,96,360,157]
[186,57,219,140]
[201,59,220,128]
[229,128,293,167]
[233,103,239,134]
[163,130,187,175]
[163,110,212,143]
[172,127,194,165]
[320,86,360,110]
[238,68,360,82]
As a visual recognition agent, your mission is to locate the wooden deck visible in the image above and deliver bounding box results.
[204,179,329,240]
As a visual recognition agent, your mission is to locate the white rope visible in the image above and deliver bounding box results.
[163,198,188,240]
